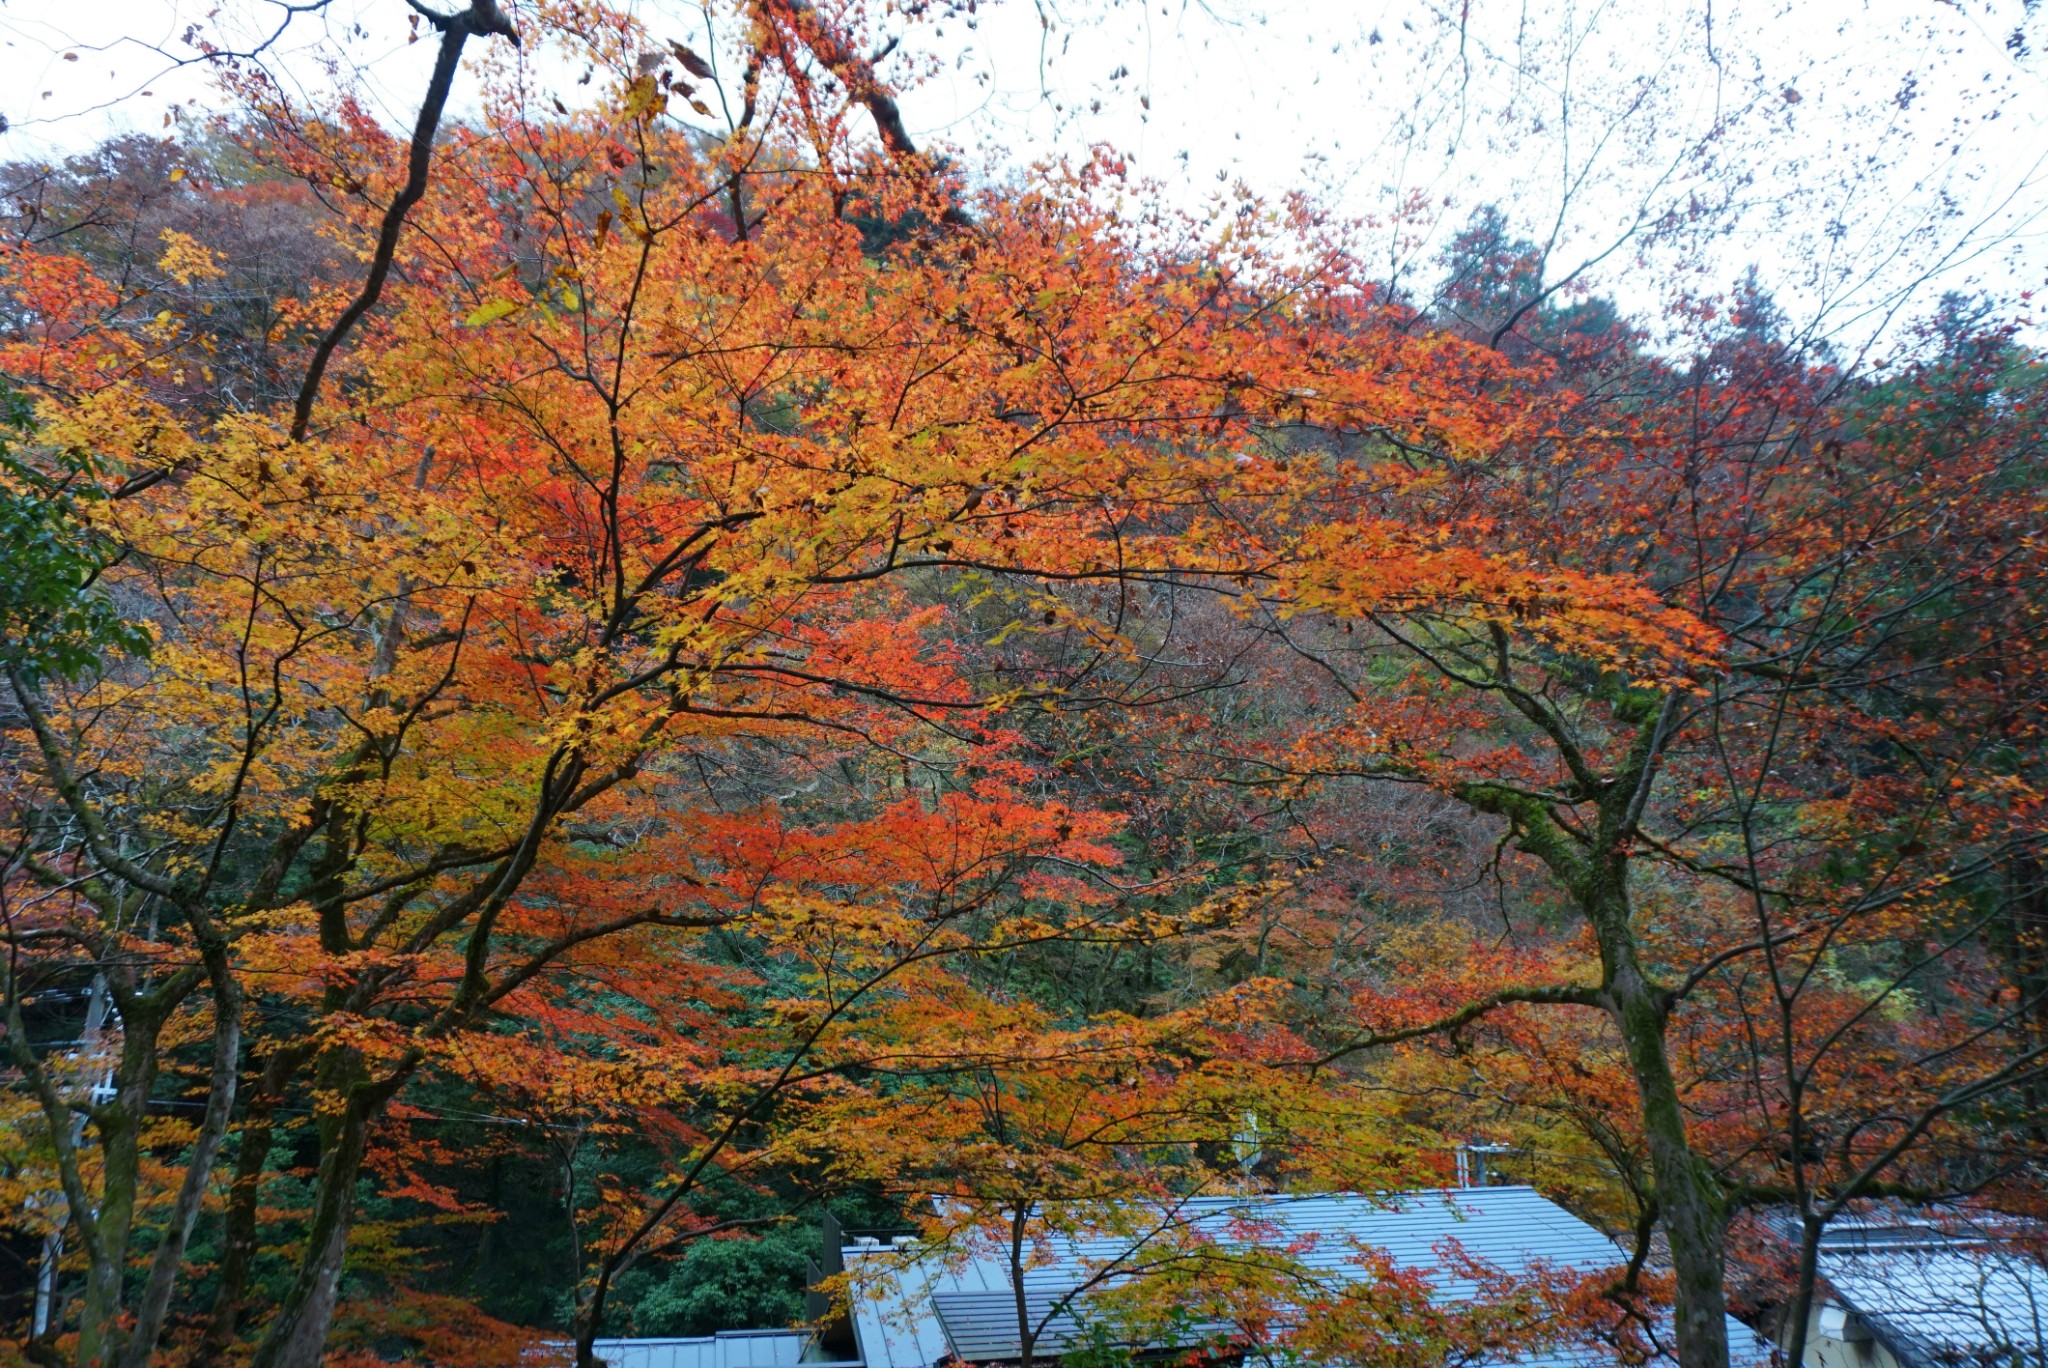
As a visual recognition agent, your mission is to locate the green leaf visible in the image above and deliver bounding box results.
[0,381,150,683]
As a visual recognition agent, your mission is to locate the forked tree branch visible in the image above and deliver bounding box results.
[288,0,518,440]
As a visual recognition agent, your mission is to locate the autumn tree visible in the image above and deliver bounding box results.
[1195,260,2048,1367]
[12,5,2030,1368]
[0,4,1693,1366]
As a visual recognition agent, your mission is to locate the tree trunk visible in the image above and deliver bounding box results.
[198,1052,293,1365]
[120,974,243,1368]
[1467,754,1734,1366]
[72,1008,160,1368]
[246,1087,377,1368]
[73,1101,139,1368]
[1776,1211,1825,1368]
[1602,929,1731,1368]
[573,1283,610,1368]
[1010,1201,1036,1368]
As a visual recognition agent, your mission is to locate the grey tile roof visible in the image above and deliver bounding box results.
[844,1188,1772,1368]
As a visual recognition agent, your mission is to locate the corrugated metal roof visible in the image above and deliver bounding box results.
[928,1288,1239,1361]
[931,1290,1088,1360]
[1759,1204,2040,1256]
[1822,1244,2048,1368]
[590,1329,834,1368]
[845,1188,1773,1368]
[1751,1203,2048,1365]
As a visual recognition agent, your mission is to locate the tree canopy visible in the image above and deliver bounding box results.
[2,4,2044,1368]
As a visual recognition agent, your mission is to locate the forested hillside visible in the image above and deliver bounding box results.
[2,3,2044,1367]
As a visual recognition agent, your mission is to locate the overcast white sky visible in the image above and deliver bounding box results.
[3,0,2046,349]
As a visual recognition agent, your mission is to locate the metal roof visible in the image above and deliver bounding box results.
[590,1329,842,1368]
[844,1187,1773,1368]
[1751,1203,2048,1365]
[1758,1204,2040,1256]
[1821,1243,2048,1368]
[930,1290,1090,1360]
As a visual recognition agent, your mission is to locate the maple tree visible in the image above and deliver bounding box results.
[1171,246,2048,1366]
[0,3,1690,1365]
[3,3,2044,1368]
